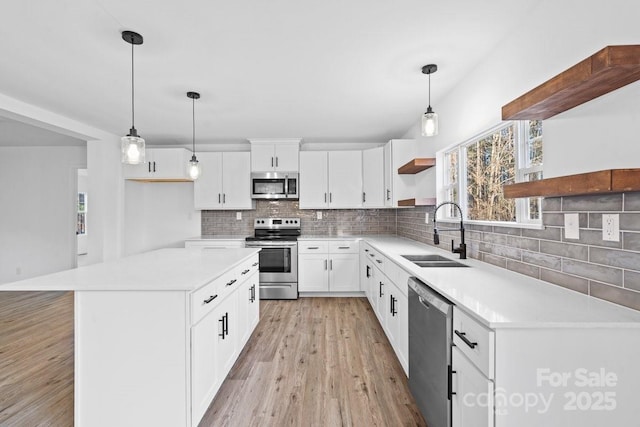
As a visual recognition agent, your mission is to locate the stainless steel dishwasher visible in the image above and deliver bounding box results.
[408,277,453,427]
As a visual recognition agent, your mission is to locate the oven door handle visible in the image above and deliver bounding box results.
[245,242,298,247]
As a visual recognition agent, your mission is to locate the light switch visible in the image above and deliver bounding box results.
[425,212,429,223]
[317,211,323,220]
[602,214,620,242]
[564,213,580,239]
[236,212,242,220]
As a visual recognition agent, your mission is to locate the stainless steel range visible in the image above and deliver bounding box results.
[245,218,300,299]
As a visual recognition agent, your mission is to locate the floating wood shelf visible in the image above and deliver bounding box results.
[503,168,640,198]
[397,198,437,207]
[502,45,640,120]
[397,158,436,174]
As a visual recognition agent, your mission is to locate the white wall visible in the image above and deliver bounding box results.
[0,146,86,283]
[124,181,201,256]
[0,93,124,265]
[405,0,640,194]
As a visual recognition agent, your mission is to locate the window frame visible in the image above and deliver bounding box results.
[437,121,543,227]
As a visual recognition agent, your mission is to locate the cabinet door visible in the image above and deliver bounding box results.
[247,274,260,337]
[299,151,328,209]
[298,254,329,291]
[221,152,253,209]
[191,303,223,424]
[452,347,494,427]
[329,253,360,292]
[216,291,239,379]
[151,148,188,179]
[383,142,393,207]
[194,153,223,209]
[373,274,387,323]
[362,147,385,208]
[328,151,363,208]
[250,144,275,172]
[274,144,299,172]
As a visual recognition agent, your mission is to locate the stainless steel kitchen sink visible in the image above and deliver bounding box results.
[402,254,469,268]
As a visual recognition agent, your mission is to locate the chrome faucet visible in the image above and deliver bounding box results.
[433,201,466,259]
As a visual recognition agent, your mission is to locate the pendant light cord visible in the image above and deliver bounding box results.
[428,71,431,108]
[192,96,196,154]
[131,41,135,129]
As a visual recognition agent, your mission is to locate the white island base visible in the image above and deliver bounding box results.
[1,248,260,427]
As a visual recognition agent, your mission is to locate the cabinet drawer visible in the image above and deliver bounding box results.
[329,240,359,254]
[238,255,260,279]
[191,273,228,325]
[299,241,329,253]
[385,261,410,297]
[453,307,495,379]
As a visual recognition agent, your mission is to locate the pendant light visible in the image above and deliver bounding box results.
[121,31,145,164]
[187,91,201,180]
[421,64,439,137]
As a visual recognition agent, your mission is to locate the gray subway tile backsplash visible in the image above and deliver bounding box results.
[201,192,640,311]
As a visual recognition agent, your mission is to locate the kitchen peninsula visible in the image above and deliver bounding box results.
[0,248,260,427]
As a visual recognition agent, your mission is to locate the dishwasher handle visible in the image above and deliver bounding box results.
[408,277,452,315]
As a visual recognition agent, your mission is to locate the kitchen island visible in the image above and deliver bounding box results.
[0,248,260,427]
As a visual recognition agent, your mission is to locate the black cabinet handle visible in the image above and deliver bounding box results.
[219,316,225,339]
[148,162,151,173]
[369,253,375,257]
[448,365,456,400]
[454,330,478,349]
[366,265,371,278]
[218,193,221,203]
[271,157,274,167]
[391,295,397,316]
[223,194,226,203]
[153,162,156,172]
[241,269,250,275]
[364,249,369,252]
[203,294,218,304]
[376,259,382,264]
[276,157,279,167]
[224,312,229,336]
[386,189,390,201]
[363,192,366,203]
[379,281,384,297]
[252,262,259,267]
[226,279,237,287]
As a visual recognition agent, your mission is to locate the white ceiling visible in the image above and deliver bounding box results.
[0,0,538,146]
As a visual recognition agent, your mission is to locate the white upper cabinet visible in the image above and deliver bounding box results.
[384,139,416,207]
[299,151,328,208]
[328,151,363,208]
[123,148,193,181]
[249,139,300,172]
[362,146,385,208]
[299,150,363,209]
[194,152,254,210]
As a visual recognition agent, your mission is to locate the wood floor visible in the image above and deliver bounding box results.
[0,292,74,427]
[199,297,426,427]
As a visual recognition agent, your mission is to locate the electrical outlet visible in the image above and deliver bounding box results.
[602,214,620,242]
[564,213,580,239]
[236,212,242,220]
[425,212,429,223]
[317,211,323,220]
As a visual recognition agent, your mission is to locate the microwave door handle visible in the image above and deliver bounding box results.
[284,174,288,197]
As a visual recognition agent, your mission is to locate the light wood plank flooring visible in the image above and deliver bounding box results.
[0,292,74,427]
[199,297,426,427]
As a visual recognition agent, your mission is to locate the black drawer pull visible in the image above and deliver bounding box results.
[454,330,478,349]
[252,262,259,267]
[203,294,218,304]
[226,279,237,287]
[369,253,375,257]
[241,269,250,275]
[307,246,320,249]
[338,246,350,249]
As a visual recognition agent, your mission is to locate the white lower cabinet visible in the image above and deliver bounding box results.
[452,347,494,427]
[191,291,238,424]
[298,240,359,293]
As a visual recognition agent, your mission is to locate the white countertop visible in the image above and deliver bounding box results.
[361,236,640,329]
[185,235,248,241]
[0,248,259,292]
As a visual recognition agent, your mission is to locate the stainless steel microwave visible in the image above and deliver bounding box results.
[251,172,298,199]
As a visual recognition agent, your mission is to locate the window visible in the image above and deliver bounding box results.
[441,120,542,224]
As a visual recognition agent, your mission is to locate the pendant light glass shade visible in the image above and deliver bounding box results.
[121,31,145,164]
[422,106,438,137]
[187,91,201,180]
[421,64,439,137]
[188,155,201,180]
